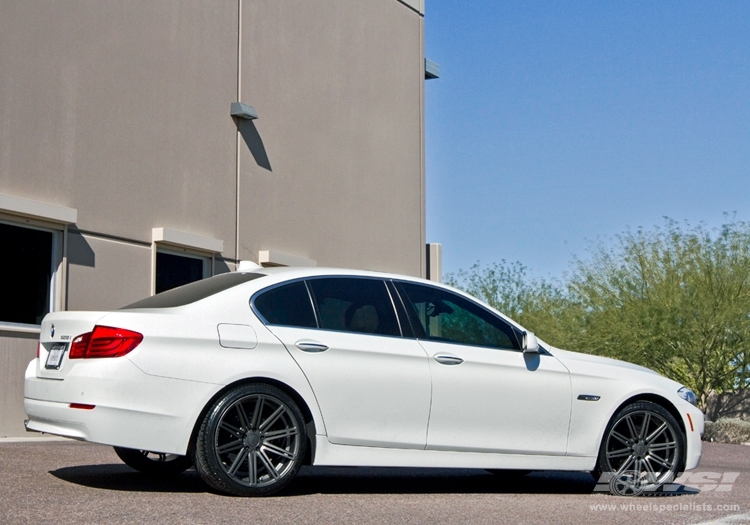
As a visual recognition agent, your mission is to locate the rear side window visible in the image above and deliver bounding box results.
[253,281,317,328]
[307,278,401,337]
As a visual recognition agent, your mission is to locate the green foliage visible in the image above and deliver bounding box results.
[445,219,750,409]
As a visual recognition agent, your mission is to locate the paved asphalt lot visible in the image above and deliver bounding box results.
[1,439,748,525]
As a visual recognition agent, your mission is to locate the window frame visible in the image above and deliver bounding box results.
[251,276,408,339]
[0,215,64,333]
[391,279,524,352]
[152,245,211,295]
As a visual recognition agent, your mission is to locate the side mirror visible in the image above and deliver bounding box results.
[522,331,540,354]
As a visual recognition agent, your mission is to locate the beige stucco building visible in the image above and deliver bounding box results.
[0,0,436,436]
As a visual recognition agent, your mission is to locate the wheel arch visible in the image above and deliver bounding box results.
[187,376,318,465]
[596,392,688,477]
[613,393,686,437]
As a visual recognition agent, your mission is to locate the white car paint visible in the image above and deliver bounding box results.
[24,266,704,476]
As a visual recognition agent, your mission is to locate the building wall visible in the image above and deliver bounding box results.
[66,233,153,311]
[238,0,425,275]
[0,0,425,436]
[0,332,37,436]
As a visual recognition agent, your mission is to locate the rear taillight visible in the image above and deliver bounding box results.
[69,332,91,359]
[68,326,143,359]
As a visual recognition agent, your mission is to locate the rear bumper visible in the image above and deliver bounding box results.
[24,358,219,455]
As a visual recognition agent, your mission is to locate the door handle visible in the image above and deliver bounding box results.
[295,340,329,353]
[434,355,464,365]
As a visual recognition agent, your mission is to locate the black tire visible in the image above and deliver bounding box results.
[113,447,193,476]
[594,401,685,496]
[195,383,307,496]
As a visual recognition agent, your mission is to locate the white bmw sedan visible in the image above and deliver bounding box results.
[25,267,703,496]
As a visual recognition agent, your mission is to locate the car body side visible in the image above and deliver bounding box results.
[24,267,703,471]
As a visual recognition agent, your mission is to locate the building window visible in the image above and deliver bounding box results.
[155,250,209,294]
[0,222,56,326]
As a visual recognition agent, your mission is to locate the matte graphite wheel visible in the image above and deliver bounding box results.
[595,401,685,496]
[195,383,307,496]
[113,447,193,476]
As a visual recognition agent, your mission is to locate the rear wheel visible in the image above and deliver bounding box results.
[595,401,684,496]
[195,383,307,496]
[113,447,193,476]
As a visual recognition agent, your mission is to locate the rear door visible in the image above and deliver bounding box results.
[255,277,432,449]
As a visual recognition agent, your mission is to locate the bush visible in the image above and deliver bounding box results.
[702,418,750,443]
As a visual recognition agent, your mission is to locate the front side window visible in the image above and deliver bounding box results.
[395,282,519,350]
[307,278,401,337]
[0,222,54,325]
[155,250,208,294]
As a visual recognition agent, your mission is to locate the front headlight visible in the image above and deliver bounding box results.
[678,386,698,406]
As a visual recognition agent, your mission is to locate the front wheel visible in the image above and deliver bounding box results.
[595,401,685,496]
[195,383,307,496]
[113,447,193,476]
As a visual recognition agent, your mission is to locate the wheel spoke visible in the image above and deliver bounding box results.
[250,397,264,431]
[262,442,296,461]
[236,402,252,431]
[259,405,286,432]
[258,450,279,479]
[217,439,244,454]
[648,441,676,453]
[248,450,257,485]
[607,447,633,459]
[645,422,668,444]
[624,415,638,440]
[263,427,299,440]
[610,430,631,446]
[639,413,651,440]
[227,448,249,476]
[642,457,659,484]
[647,453,674,470]
[615,455,635,474]
[220,421,243,439]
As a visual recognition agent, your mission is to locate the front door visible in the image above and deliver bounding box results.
[394,281,572,455]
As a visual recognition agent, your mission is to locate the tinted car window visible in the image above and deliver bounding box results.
[253,281,317,328]
[395,282,519,350]
[307,278,401,336]
[122,272,265,309]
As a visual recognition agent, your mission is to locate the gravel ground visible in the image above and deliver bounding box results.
[1,440,748,525]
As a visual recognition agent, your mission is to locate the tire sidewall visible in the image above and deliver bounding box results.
[196,383,307,496]
[595,400,685,495]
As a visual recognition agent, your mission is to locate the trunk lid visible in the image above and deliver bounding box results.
[37,311,109,379]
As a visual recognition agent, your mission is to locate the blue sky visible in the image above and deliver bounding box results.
[424,1,750,279]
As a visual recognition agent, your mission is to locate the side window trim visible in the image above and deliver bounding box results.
[302,279,321,329]
[383,280,404,337]
[393,279,522,351]
[392,281,427,339]
[387,280,416,339]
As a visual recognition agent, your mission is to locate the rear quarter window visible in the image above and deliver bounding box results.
[252,281,317,328]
